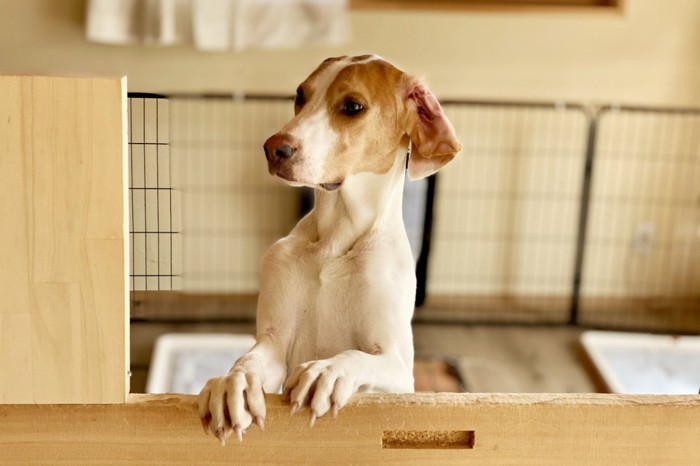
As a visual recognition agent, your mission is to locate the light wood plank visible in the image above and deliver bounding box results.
[130,291,257,320]
[0,313,33,401]
[0,77,32,314]
[350,0,624,13]
[419,295,700,333]
[0,75,129,403]
[0,393,698,464]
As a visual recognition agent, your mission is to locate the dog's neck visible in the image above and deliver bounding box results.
[310,140,409,255]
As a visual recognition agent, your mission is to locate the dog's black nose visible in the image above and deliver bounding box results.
[275,143,295,159]
[264,133,300,162]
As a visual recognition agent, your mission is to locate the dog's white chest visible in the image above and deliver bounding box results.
[286,248,362,370]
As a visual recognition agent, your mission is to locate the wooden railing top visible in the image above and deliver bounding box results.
[2,393,699,464]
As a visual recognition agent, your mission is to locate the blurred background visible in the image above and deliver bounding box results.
[2,0,699,396]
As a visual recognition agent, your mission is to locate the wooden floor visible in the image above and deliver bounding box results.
[131,322,598,394]
[413,324,597,393]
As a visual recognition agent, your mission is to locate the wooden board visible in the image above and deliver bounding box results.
[419,295,700,333]
[0,75,129,403]
[350,0,624,13]
[130,291,257,321]
[579,296,700,333]
[0,393,698,464]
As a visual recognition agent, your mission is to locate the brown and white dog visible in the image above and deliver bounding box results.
[198,55,461,445]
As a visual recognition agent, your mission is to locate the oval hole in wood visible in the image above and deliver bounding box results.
[382,430,475,449]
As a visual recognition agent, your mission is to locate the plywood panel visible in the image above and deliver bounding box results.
[0,313,33,401]
[0,77,32,313]
[0,393,698,464]
[0,75,129,403]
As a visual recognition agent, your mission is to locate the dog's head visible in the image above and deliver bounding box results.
[263,55,461,191]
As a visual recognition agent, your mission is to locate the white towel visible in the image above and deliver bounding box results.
[86,0,191,46]
[86,0,141,45]
[157,0,193,46]
[86,0,348,51]
[192,0,233,51]
[231,0,348,51]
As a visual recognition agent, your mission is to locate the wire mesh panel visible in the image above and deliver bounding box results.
[580,107,700,333]
[127,93,700,332]
[128,95,182,292]
[169,96,299,297]
[420,103,589,323]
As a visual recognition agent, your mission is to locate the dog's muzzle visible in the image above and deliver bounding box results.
[264,133,298,163]
[263,132,301,179]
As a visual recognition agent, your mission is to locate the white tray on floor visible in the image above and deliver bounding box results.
[581,330,700,395]
[147,333,256,394]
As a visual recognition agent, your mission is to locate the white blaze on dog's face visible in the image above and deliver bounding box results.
[263,55,462,190]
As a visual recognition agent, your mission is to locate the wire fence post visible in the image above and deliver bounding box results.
[570,106,600,325]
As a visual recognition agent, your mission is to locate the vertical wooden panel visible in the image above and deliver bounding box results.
[0,75,128,403]
[0,77,32,314]
[0,313,33,401]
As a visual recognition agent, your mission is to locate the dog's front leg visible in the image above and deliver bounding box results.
[198,241,298,445]
[198,335,286,444]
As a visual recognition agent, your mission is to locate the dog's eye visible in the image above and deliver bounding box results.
[342,99,364,116]
[295,87,305,107]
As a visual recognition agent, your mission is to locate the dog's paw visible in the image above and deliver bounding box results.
[197,370,266,446]
[283,359,355,427]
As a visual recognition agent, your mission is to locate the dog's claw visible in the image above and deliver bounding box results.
[331,402,339,418]
[201,417,210,435]
[255,415,265,430]
[255,415,265,431]
[216,428,226,447]
[309,412,317,428]
[234,425,243,442]
[290,402,300,416]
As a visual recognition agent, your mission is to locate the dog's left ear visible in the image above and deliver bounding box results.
[403,81,461,180]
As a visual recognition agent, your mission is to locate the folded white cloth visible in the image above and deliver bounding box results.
[156,0,193,46]
[86,0,348,51]
[232,0,348,51]
[86,0,140,45]
[192,0,232,51]
[86,0,191,46]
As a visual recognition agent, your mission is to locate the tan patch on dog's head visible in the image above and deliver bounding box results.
[264,55,460,188]
[319,58,411,184]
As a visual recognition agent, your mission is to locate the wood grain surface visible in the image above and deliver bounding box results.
[1,393,698,464]
[0,75,129,403]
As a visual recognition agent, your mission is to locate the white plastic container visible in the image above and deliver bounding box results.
[146,333,256,394]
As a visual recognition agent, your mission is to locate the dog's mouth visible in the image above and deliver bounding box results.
[272,170,304,186]
[273,170,342,191]
[267,155,343,191]
[319,182,342,192]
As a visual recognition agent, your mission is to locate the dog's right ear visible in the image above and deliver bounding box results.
[403,80,461,180]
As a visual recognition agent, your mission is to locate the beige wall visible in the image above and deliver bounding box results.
[1,0,700,106]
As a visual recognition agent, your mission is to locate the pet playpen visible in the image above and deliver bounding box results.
[1,76,699,464]
[128,93,700,334]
